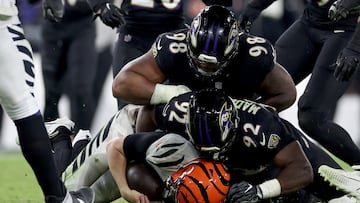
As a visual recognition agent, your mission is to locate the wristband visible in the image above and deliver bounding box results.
[150,84,168,104]
[258,178,281,199]
[150,84,190,105]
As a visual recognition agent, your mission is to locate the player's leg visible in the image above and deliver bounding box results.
[275,19,317,84]
[90,169,121,202]
[297,30,360,165]
[67,20,97,131]
[46,117,76,176]
[41,20,66,122]
[62,118,113,190]
[70,129,92,160]
[63,105,140,190]
[93,45,112,111]
[0,16,69,201]
[46,117,94,177]
[319,165,360,201]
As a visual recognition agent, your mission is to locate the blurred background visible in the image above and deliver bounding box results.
[1,0,360,151]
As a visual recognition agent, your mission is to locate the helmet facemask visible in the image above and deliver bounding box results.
[187,5,240,79]
[185,89,238,153]
[163,159,230,203]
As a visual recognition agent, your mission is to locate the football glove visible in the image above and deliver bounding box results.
[328,0,360,21]
[226,181,263,203]
[237,15,253,33]
[333,47,360,81]
[42,0,64,22]
[238,6,262,33]
[98,3,126,29]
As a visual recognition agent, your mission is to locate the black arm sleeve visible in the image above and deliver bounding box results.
[123,131,166,162]
[87,0,109,12]
[247,0,276,11]
[347,22,360,51]
[202,0,232,6]
[241,0,277,23]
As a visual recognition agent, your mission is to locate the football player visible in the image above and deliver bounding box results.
[87,0,232,109]
[163,158,231,203]
[111,5,297,112]
[46,104,145,202]
[239,0,360,165]
[107,89,360,202]
[40,0,98,134]
[328,0,360,81]
[47,103,178,202]
[0,0,94,202]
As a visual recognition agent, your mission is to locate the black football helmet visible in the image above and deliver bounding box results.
[186,89,238,152]
[187,5,239,78]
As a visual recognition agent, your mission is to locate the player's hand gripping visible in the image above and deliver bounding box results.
[328,0,360,21]
[238,5,262,33]
[333,47,360,81]
[98,3,126,29]
[225,181,263,203]
[42,0,64,22]
[122,189,150,203]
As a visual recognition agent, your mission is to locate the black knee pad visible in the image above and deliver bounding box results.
[298,110,327,139]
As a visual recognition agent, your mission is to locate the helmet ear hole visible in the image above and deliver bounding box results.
[187,5,239,78]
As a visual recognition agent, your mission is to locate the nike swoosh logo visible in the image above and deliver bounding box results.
[157,39,162,50]
[244,184,253,193]
[77,198,85,203]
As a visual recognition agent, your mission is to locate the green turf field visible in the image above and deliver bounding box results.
[0,152,43,202]
[0,152,127,203]
[1,150,353,203]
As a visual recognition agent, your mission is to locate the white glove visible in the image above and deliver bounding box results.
[150,84,191,105]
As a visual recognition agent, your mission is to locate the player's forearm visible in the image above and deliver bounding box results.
[274,142,313,195]
[240,0,277,27]
[276,163,313,195]
[247,0,277,11]
[106,138,131,197]
[87,0,110,13]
